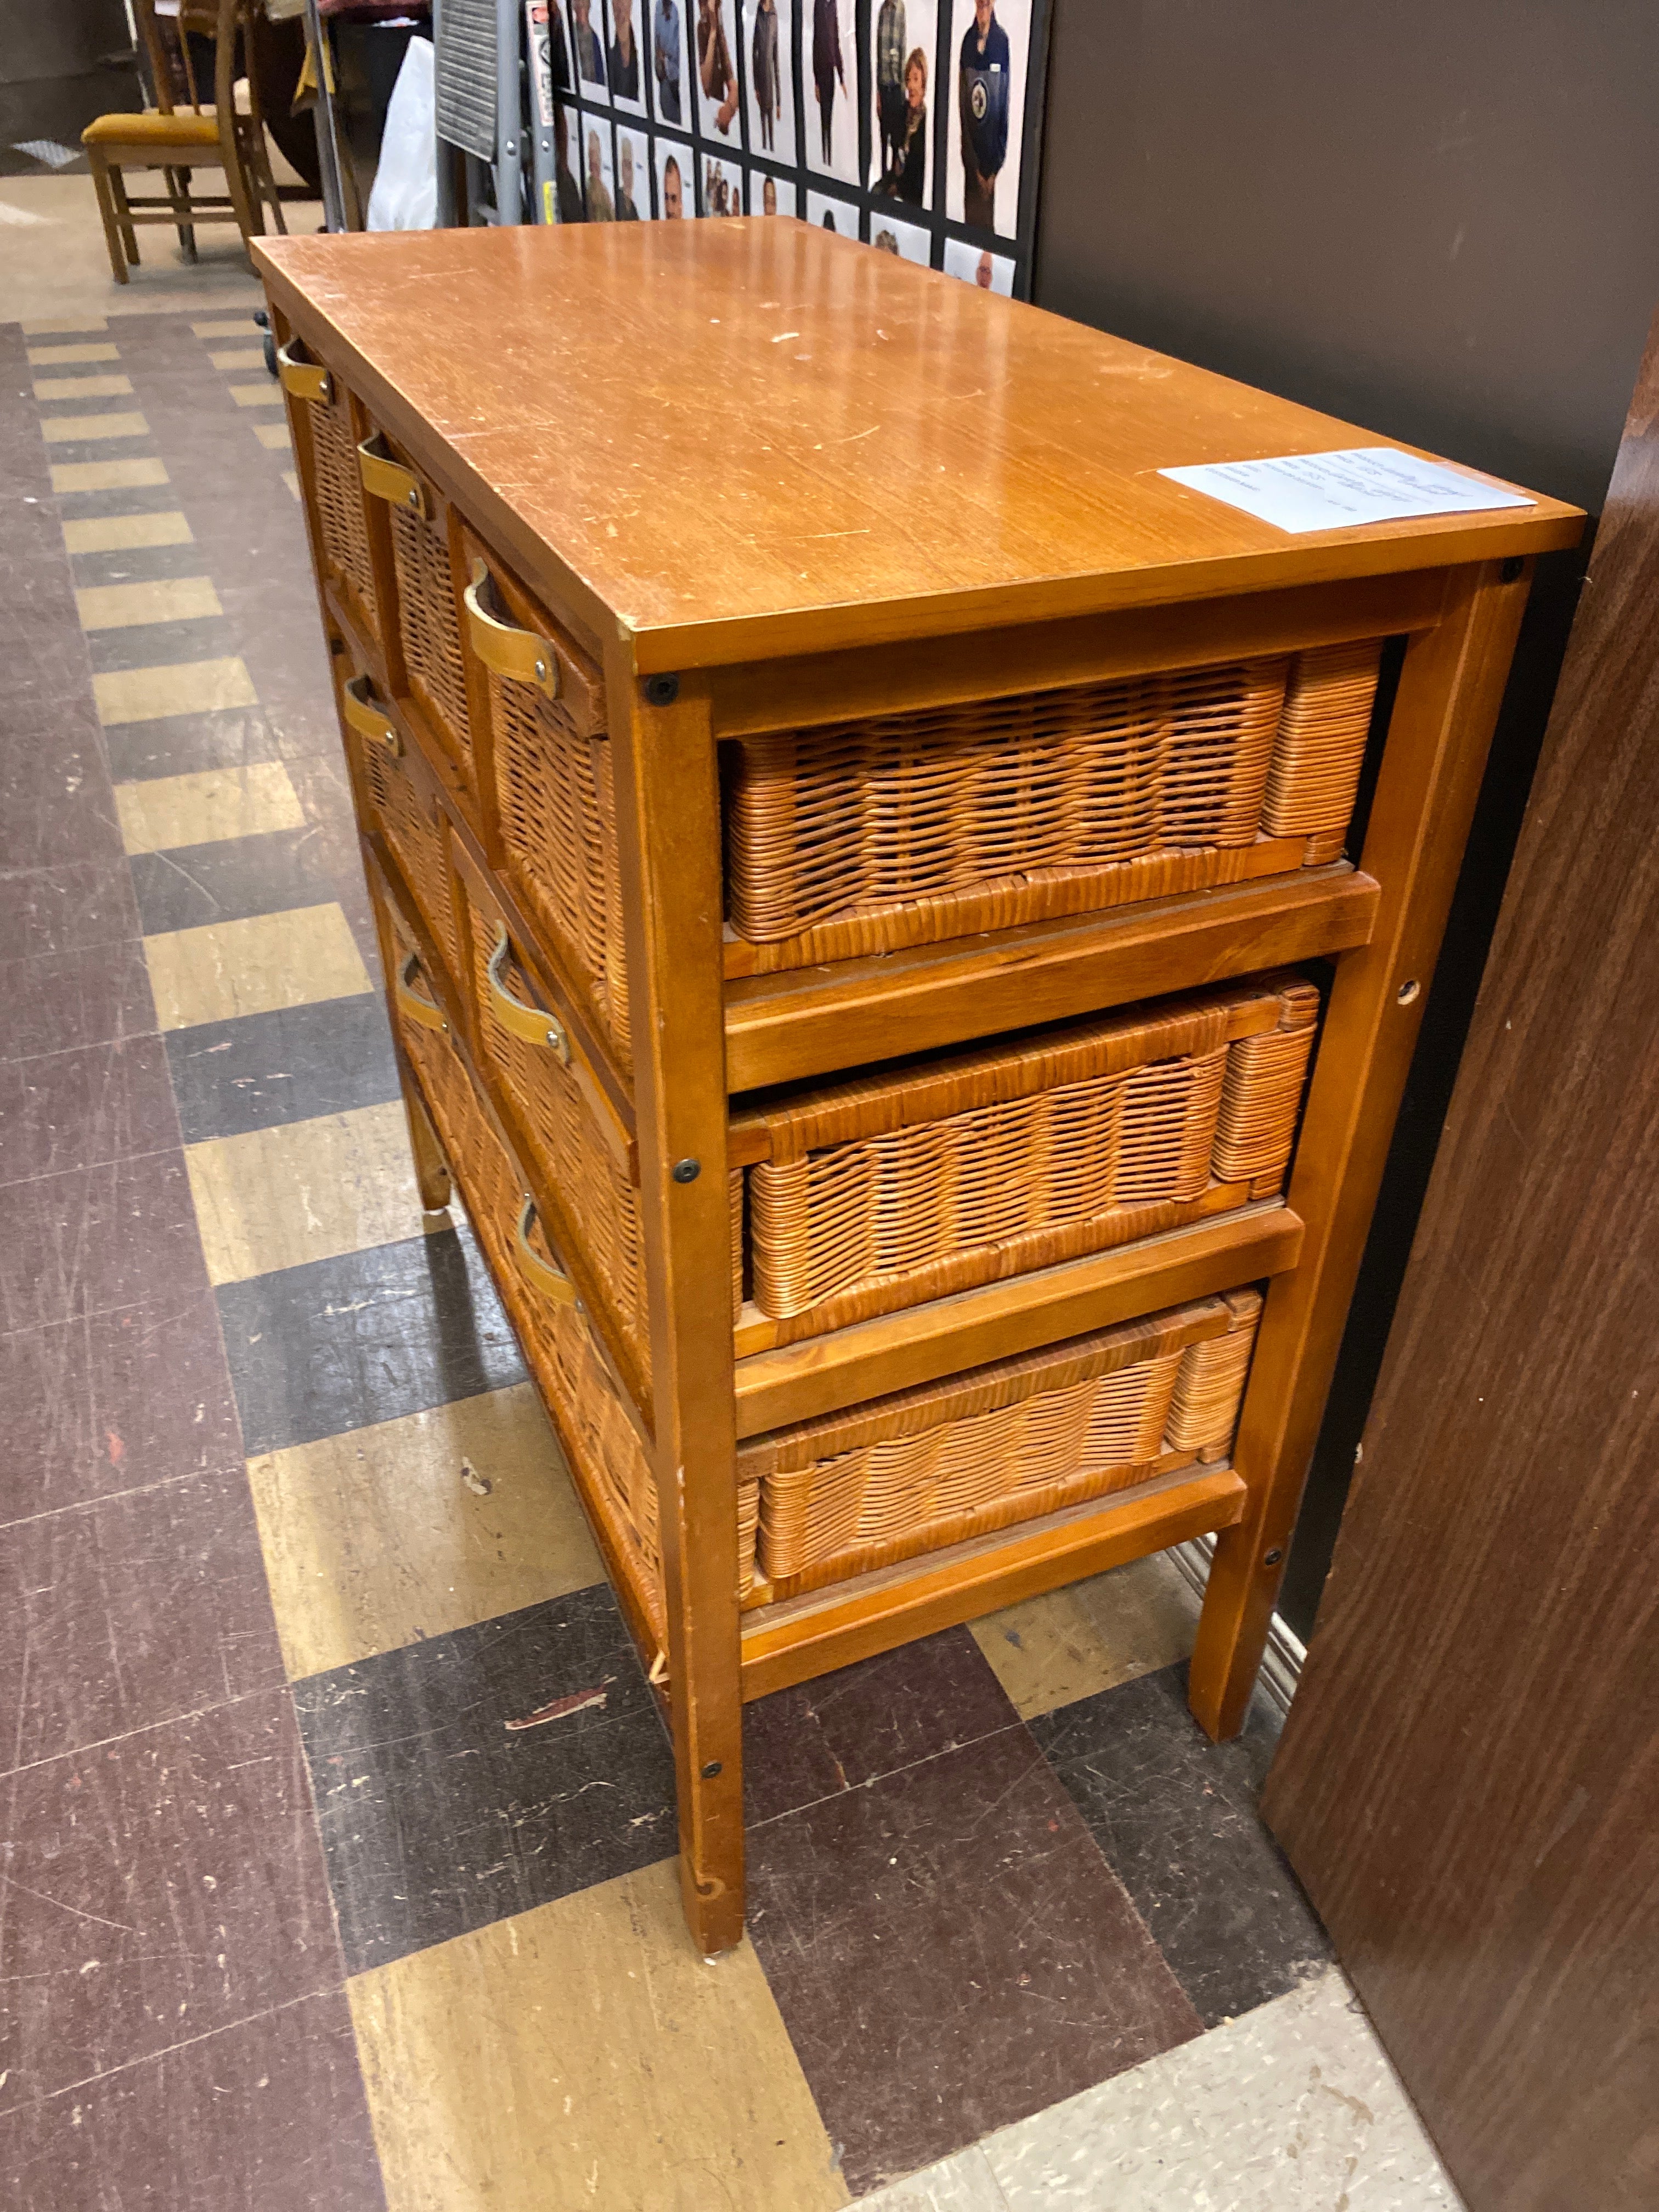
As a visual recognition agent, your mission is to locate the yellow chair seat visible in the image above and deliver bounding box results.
[83,110,222,149]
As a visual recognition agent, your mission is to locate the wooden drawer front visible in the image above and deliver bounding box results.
[356,425,475,789]
[381,903,668,1634]
[464,536,629,1072]
[341,660,463,985]
[722,640,1381,975]
[732,973,1317,1347]
[281,343,380,645]
[737,1289,1261,1602]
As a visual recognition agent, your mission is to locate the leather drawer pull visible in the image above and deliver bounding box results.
[465,561,560,698]
[396,950,448,1032]
[487,927,570,1060]
[515,1195,577,1306]
[342,674,402,755]
[275,337,330,404]
[358,433,431,520]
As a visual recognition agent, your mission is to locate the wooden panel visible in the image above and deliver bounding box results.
[725,864,1378,1093]
[252,226,1581,675]
[1262,313,1659,2212]
[733,1201,1302,1436]
[739,1464,1248,1698]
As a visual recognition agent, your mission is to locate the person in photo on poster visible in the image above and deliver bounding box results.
[751,0,781,152]
[957,0,1010,231]
[874,210,930,262]
[555,104,585,218]
[753,169,795,214]
[616,127,645,215]
[697,0,739,136]
[526,2,570,116]
[658,141,692,215]
[609,0,642,101]
[653,0,685,122]
[586,125,616,215]
[570,0,608,87]
[943,235,1014,291]
[874,0,905,174]
[876,46,926,202]
[806,188,852,232]
[810,0,846,168]
[703,153,740,213]
[872,226,898,254]
[762,172,777,212]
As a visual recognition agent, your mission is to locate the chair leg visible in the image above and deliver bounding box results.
[106,161,141,270]
[87,151,130,283]
[221,126,262,268]
[163,166,198,262]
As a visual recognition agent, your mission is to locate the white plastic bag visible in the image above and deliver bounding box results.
[367,36,438,232]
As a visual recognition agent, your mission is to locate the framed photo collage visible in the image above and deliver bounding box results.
[526,0,1053,297]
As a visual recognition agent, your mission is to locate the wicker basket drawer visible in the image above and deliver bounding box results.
[463,532,627,1072]
[738,1289,1262,1599]
[723,641,1383,973]
[731,974,1317,1345]
[278,340,380,647]
[338,656,462,986]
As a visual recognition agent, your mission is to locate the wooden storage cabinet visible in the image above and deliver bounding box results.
[260,223,1578,1954]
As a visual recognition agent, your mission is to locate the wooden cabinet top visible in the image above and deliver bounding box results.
[256,222,1581,673]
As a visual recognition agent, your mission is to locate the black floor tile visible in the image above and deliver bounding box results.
[294,1585,677,1974]
[167,992,399,1142]
[218,1223,527,1457]
[84,612,241,675]
[128,822,335,932]
[1028,1662,1333,2028]
[104,704,282,782]
[69,540,221,591]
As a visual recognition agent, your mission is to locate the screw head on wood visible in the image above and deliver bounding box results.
[701,1760,723,1779]
[1499,555,1525,583]
[672,1158,701,1183]
[534,657,548,680]
[645,673,680,707]
[1397,979,1421,1006]
[1263,1547,1284,1567]
[406,486,420,510]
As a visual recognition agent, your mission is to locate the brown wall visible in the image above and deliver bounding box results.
[1032,0,1659,1635]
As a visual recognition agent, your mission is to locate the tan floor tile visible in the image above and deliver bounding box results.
[253,420,292,450]
[228,380,284,407]
[76,574,222,632]
[114,759,301,854]
[21,315,109,334]
[283,469,300,500]
[63,510,194,555]
[970,1549,1204,1720]
[40,409,150,442]
[93,654,256,726]
[249,1383,604,1679]
[192,318,259,336]
[33,372,133,399]
[351,1860,849,2212]
[26,342,120,365]
[209,346,267,369]
[50,455,168,494]
[144,901,373,1031]
[185,1098,450,1285]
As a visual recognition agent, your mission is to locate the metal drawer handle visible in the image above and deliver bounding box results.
[396,950,448,1033]
[515,1195,577,1306]
[358,433,431,520]
[275,337,331,404]
[487,928,569,1061]
[464,561,559,699]
[342,674,402,755]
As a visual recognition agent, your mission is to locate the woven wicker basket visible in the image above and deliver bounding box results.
[343,664,463,981]
[357,426,476,782]
[304,382,379,645]
[723,640,1381,972]
[736,1289,1262,1599]
[731,974,1316,1344]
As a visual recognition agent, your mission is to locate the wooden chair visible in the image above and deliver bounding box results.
[83,0,288,283]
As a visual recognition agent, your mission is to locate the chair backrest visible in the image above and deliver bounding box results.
[136,0,259,125]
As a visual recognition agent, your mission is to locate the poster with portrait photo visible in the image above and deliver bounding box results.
[805,186,857,238]
[740,0,794,168]
[692,0,742,146]
[868,0,934,212]
[565,0,610,98]
[581,117,618,216]
[946,0,1029,238]
[748,167,797,217]
[943,236,1014,294]
[606,0,647,112]
[614,121,650,216]
[803,0,856,186]
[701,148,743,215]
[654,134,696,218]
[647,0,691,128]
[870,211,932,267]
[554,99,588,220]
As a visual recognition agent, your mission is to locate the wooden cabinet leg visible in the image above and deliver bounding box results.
[396,1046,452,1212]
[608,656,746,1956]
[1189,560,1534,1742]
